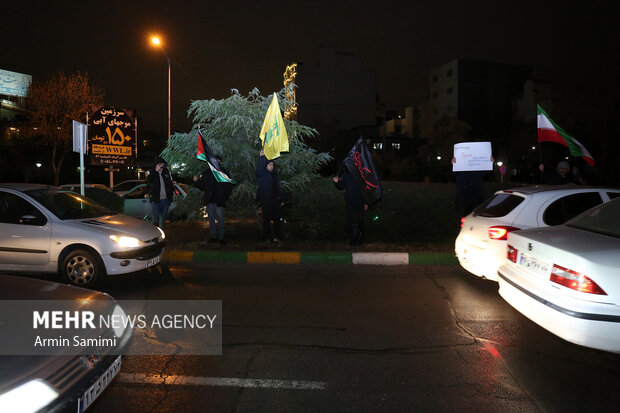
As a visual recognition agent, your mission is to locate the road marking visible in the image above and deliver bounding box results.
[352,252,409,265]
[117,373,326,390]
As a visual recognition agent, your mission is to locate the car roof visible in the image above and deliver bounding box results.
[497,185,620,196]
[0,183,57,191]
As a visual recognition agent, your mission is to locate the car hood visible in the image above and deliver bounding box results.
[0,275,120,395]
[67,213,162,241]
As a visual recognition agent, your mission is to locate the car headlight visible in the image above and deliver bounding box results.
[0,379,59,413]
[157,226,166,240]
[109,235,144,248]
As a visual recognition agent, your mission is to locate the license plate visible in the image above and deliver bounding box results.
[77,356,121,413]
[518,252,550,276]
[147,255,161,267]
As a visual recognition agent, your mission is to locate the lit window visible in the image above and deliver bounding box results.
[392,143,401,150]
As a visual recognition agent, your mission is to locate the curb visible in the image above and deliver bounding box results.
[162,250,458,266]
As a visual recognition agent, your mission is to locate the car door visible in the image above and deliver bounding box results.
[123,185,151,219]
[0,191,52,266]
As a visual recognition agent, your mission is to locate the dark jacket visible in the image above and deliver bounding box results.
[195,168,233,207]
[256,155,283,202]
[335,170,366,211]
[147,167,173,203]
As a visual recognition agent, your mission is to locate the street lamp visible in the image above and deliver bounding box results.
[151,36,171,139]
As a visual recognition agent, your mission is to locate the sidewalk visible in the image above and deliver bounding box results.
[161,221,458,266]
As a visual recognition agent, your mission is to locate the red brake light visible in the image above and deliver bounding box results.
[550,265,607,295]
[460,217,466,228]
[488,226,520,240]
[507,245,518,263]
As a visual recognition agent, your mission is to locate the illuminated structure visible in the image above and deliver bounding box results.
[283,63,298,120]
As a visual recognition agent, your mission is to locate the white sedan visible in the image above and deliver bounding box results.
[455,186,620,281]
[498,198,620,353]
[0,183,165,287]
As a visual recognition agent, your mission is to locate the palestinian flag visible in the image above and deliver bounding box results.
[537,105,594,166]
[196,129,236,184]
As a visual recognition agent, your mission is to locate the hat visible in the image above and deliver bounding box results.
[557,161,569,170]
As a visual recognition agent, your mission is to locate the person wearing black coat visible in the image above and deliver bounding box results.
[256,149,284,242]
[147,156,174,229]
[193,156,233,244]
[333,170,368,245]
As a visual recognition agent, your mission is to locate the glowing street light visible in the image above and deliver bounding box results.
[151,36,171,139]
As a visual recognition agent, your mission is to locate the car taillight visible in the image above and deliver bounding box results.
[460,217,466,228]
[550,264,607,295]
[507,245,518,263]
[488,226,520,240]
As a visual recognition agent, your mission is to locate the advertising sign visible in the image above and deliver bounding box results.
[0,69,32,97]
[452,142,493,172]
[89,106,135,166]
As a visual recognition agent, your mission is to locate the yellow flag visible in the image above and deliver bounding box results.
[259,93,289,160]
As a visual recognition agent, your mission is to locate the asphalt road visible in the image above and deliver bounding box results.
[89,263,620,412]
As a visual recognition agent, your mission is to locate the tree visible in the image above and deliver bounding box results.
[161,87,331,215]
[26,71,104,185]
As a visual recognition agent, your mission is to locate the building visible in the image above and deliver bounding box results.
[419,59,532,139]
[286,47,377,132]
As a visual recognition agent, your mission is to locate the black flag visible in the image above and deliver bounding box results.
[340,138,382,206]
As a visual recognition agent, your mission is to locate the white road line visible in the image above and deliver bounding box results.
[117,373,327,390]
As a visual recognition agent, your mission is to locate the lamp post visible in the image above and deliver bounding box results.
[151,36,171,139]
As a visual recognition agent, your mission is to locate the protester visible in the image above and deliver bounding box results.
[147,156,174,229]
[334,170,368,245]
[256,149,284,243]
[193,156,233,244]
[452,156,493,219]
[538,161,572,184]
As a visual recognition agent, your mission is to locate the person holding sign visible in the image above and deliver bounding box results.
[452,142,494,220]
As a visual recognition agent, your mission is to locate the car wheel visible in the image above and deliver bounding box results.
[61,249,103,287]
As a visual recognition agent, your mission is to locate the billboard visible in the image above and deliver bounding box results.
[0,69,32,97]
[89,106,136,166]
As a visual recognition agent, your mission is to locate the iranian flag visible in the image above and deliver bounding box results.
[537,105,594,166]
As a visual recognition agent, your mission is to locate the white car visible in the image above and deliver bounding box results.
[0,183,165,287]
[122,182,188,220]
[497,198,620,353]
[455,186,620,281]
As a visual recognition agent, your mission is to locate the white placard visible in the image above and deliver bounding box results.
[453,142,493,172]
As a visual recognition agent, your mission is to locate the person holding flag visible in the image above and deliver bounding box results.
[334,138,382,245]
[256,148,284,243]
[194,129,235,244]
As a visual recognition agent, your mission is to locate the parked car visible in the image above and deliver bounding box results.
[60,183,111,192]
[112,179,144,196]
[497,197,620,353]
[0,183,165,287]
[0,274,129,412]
[122,182,188,220]
[60,184,124,212]
[455,186,620,281]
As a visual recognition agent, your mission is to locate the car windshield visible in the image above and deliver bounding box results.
[26,189,115,220]
[473,193,525,217]
[566,198,620,238]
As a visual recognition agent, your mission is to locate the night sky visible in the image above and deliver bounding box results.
[3,0,618,138]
